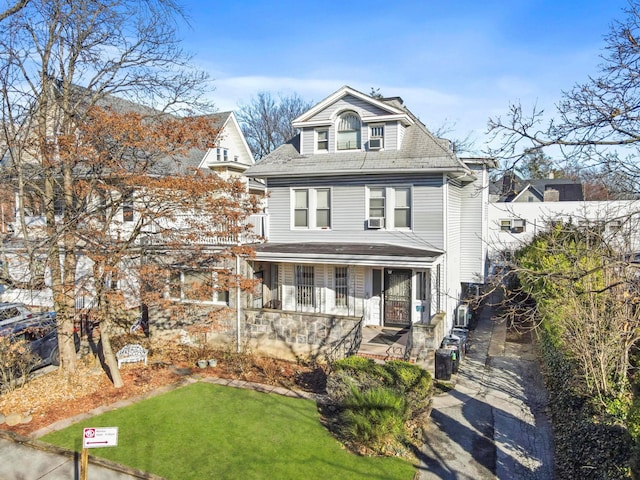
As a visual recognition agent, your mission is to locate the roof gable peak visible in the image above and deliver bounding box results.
[292,85,407,126]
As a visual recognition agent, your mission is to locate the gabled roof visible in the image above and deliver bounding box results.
[510,184,544,202]
[246,86,473,179]
[490,172,584,202]
[292,85,414,128]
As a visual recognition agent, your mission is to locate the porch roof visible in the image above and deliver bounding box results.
[253,242,443,268]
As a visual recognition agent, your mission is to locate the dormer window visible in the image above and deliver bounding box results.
[369,124,384,150]
[337,111,361,150]
[316,129,329,152]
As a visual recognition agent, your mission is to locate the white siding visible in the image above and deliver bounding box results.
[487,200,640,259]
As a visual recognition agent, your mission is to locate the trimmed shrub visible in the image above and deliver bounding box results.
[384,360,432,394]
[340,386,407,447]
[326,356,433,455]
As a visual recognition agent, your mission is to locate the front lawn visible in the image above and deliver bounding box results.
[41,382,415,480]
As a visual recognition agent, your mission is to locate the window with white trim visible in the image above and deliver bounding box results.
[316,129,328,152]
[296,265,315,307]
[335,267,349,308]
[369,124,384,149]
[217,148,229,162]
[293,188,331,229]
[337,111,361,150]
[366,186,412,230]
[168,270,229,304]
[512,218,526,233]
[122,191,134,223]
[294,190,309,227]
[368,187,385,225]
[394,187,411,228]
[500,218,526,233]
[316,188,331,228]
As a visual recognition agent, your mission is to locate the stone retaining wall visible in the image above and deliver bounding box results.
[243,308,362,361]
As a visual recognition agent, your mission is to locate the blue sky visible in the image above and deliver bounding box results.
[178,0,630,153]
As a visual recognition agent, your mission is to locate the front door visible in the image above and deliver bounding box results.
[384,269,412,326]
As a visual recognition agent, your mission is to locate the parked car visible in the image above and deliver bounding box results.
[0,302,52,327]
[0,317,79,369]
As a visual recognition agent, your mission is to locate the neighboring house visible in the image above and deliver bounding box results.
[487,199,640,272]
[2,100,265,316]
[491,172,584,203]
[193,112,256,181]
[243,86,494,361]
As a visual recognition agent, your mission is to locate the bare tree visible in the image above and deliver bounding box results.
[487,1,640,189]
[430,119,476,155]
[0,0,28,22]
[237,92,312,160]
[0,0,261,386]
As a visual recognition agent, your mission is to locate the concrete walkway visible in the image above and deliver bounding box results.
[416,301,555,479]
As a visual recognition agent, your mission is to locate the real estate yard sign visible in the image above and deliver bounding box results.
[81,427,119,480]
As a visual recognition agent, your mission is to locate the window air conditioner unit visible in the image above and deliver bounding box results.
[369,138,383,149]
[455,304,470,327]
[367,217,384,229]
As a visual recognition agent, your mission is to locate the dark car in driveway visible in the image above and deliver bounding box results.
[0,317,79,369]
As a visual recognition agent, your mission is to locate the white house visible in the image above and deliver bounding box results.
[488,200,640,264]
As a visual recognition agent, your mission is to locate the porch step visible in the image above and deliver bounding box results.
[355,352,415,364]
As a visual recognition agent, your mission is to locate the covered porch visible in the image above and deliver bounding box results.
[243,242,448,363]
[250,242,444,328]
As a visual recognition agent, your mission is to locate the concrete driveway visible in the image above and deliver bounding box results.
[416,302,554,480]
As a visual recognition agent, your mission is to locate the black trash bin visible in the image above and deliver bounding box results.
[442,345,460,374]
[435,348,453,380]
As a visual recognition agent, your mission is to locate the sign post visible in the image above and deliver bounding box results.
[81,427,119,480]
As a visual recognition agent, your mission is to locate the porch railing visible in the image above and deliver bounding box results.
[139,213,268,247]
[404,324,414,361]
[324,316,363,367]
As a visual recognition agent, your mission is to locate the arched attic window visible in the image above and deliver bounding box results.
[337,111,361,150]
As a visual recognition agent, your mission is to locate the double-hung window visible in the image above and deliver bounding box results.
[367,186,412,230]
[293,188,331,229]
[315,189,331,228]
[316,129,329,152]
[122,191,134,223]
[394,187,411,229]
[294,190,309,227]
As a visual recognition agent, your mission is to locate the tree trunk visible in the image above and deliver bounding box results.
[100,326,124,388]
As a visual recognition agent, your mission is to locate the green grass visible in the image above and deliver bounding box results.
[41,382,415,480]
